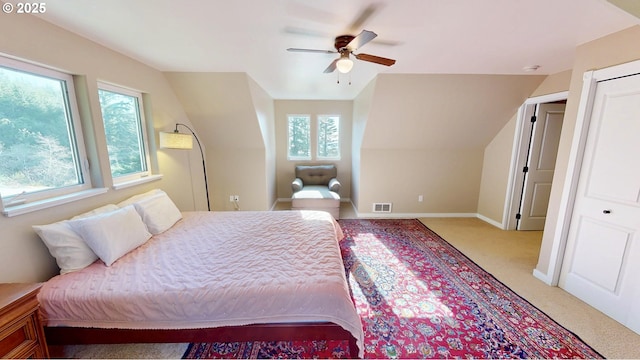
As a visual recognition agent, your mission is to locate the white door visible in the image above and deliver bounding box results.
[518,103,565,230]
[559,73,640,334]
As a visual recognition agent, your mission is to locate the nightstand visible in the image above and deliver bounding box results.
[0,283,49,359]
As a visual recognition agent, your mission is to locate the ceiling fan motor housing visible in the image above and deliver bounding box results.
[335,35,356,51]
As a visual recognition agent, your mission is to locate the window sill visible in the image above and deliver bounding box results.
[2,188,108,218]
[112,174,163,190]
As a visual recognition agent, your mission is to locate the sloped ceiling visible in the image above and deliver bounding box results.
[361,74,545,149]
[9,0,639,100]
[163,72,266,149]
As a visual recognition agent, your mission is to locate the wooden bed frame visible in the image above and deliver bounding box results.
[44,322,360,358]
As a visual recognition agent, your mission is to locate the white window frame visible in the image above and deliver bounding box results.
[287,114,312,161]
[316,114,341,160]
[97,82,152,187]
[0,55,95,215]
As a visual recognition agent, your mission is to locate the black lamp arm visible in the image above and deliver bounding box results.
[175,123,210,211]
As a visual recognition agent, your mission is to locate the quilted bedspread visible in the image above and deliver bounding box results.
[38,210,363,356]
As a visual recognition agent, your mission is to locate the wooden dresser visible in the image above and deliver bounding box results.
[0,283,49,359]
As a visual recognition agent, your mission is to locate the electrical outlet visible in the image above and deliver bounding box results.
[418,195,424,202]
[229,195,234,202]
[233,195,239,202]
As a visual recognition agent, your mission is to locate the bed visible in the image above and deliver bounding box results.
[34,191,363,358]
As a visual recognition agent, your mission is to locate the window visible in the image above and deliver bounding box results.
[287,114,341,161]
[287,115,311,160]
[98,83,151,183]
[317,115,340,159]
[0,56,90,204]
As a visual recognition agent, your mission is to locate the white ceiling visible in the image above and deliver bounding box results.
[17,0,639,100]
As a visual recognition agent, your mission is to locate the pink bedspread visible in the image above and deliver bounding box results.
[39,210,363,356]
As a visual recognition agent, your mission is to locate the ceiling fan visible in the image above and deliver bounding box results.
[287,29,397,74]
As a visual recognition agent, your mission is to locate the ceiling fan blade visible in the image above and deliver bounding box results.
[371,39,403,47]
[324,59,338,73]
[346,30,377,51]
[355,53,396,66]
[348,3,381,33]
[283,26,330,38]
[287,48,336,54]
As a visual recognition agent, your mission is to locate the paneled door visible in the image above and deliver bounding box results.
[559,73,640,334]
[518,103,565,230]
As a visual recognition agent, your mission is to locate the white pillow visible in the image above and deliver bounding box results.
[33,204,118,275]
[72,204,119,220]
[133,191,182,234]
[33,221,99,275]
[117,189,163,208]
[69,205,152,266]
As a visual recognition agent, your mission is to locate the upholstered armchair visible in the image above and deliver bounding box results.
[291,164,341,219]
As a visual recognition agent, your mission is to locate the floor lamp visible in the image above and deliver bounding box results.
[159,124,210,211]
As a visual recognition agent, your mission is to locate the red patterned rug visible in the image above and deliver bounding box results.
[183,219,602,359]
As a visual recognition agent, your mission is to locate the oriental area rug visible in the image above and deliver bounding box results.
[183,219,602,359]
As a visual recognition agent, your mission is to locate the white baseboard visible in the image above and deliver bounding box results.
[276,197,352,203]
[273,199,507,231]
[355,211,477,219]
[476,213,505,229]
[532,268,554,285]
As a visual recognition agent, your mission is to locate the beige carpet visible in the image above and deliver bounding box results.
[60,203,640,358]
[420,217,640,359]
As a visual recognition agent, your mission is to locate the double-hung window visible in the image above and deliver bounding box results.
[0,56,90,206]
[287,115,311,160]
[98,83,151,185]
[287,114,340,161]
[317,115,340,160]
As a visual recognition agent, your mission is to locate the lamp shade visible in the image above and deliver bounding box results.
[159,131,193,150]
[336,57,354,74]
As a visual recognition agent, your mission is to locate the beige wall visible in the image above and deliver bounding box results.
[248,77,277,209]
[274,100,353,200]
[354,74,544,215]
[477,114,518,223]
[477,70,573,225]
[351,79,377,210]
[359,149,484,214]
[0,12,199,282]
[163,72,276,211]
[530,70,572,98]
[536,25,640,279]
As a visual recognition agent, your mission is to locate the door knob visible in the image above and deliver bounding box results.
[603,209,612,214]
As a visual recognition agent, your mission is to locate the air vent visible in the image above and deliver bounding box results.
[373,203,392,213]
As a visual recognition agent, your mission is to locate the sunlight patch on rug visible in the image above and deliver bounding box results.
[339,219,601,359]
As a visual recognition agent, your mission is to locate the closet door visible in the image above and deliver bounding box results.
[559,73,640,334]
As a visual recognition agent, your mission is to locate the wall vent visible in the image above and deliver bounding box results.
[373,203,392,213]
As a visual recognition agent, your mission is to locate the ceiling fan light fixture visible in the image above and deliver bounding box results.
[336,55,354,74]
[287,29,396,74]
